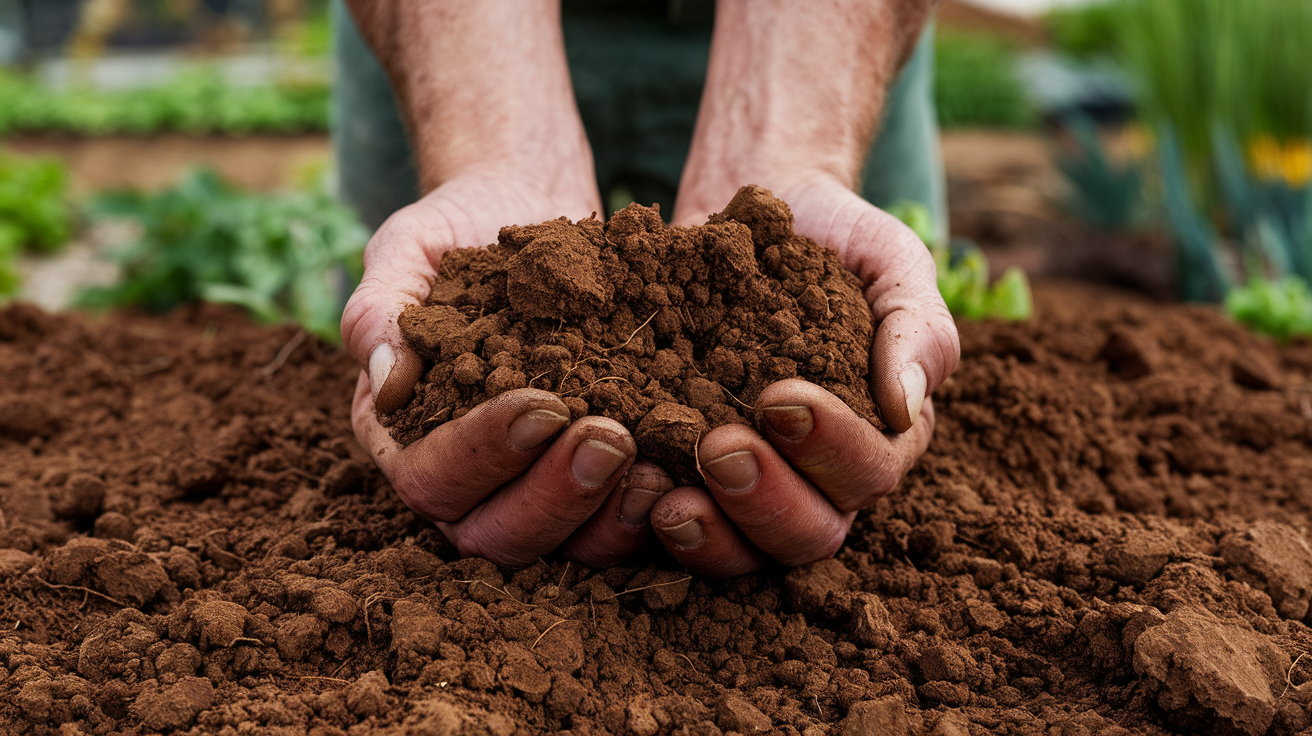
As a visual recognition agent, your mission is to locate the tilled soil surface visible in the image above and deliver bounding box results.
[2,283,1312,735]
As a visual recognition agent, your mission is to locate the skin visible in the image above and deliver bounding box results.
[342,0,959,574]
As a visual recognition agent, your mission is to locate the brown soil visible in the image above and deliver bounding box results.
[3,282,1312,735]
[386,186,878,482]
[942,129,1177,300]
[2,134,331,194]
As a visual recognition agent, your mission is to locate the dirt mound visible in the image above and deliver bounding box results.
[2,282,1312,735]
[385,186,877,482]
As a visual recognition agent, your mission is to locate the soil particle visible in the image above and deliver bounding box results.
[130,676,214,731]
[386,186,879,482]
[1220,522,1312,621]
[716,693,771,733]
[838,696,913,736]
[347,669,392,717]
[4,285,1312,734]
[1132,606,1289,735]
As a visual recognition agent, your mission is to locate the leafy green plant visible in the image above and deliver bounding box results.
[1074,0,1312,339]
[1115,0,1312,186]
[0,67,329,136]
[0,151,73,295]
[1056,114,1143,230]
[887,200,1033,321]
[77,170,367,342]
[1225,276,1312,340]
[933,31,1036,129]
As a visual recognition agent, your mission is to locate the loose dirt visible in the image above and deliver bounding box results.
[2,282,1312,735]
[385,186,878,482]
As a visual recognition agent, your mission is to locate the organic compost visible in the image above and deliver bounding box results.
[384,186,878,482]
[3,282,1312,735]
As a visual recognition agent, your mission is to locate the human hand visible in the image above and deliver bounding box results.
[656,174,961,576]
[343,174,672,567]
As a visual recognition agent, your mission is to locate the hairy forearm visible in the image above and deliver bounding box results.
[677,0,935,218]
[344,1,595,198]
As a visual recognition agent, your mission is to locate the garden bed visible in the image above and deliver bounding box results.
[1,281,1311,735]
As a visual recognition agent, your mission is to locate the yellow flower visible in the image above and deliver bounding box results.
[1248,135,1312,187]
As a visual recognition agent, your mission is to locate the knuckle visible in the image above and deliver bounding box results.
[392,473,463,523]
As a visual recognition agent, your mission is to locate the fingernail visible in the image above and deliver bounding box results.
[659,518,705,549]
[703,450,760,492]
[572,439,629,488]
[900,362,927,429]
[369,343,395,397]
[508,409,570,451]
[760,405,814,441]
[619,486,664,528]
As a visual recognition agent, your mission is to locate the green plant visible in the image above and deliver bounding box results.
[0,151,73,295]
[887,200,1033,321]
[933,31,1035,129]
[1225,275,1312,340]
[1056,115,1143,230]
[1115,0,1312,185]
[0,67,329,137]
[1044,2,1122,59]
[77,170,368,342]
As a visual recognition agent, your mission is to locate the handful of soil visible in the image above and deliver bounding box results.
[383,185,880,482]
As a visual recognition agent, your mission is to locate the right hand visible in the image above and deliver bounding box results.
[342,173,673,567]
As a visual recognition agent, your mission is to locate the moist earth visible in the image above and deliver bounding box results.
[385,186,878,482]
[2,283,1312,735]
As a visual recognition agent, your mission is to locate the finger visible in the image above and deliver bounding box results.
[695,424,855,566]
[444,417,636,566]
[754,378,934,512]
[650,486,770,577]
[351,376,572,522]
[788,183,960,433]
[340,204,453,413]
[558,462,673,568]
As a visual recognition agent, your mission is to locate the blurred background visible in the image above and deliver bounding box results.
[0,0,1309,341]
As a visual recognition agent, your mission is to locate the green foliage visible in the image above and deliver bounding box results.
[1056,115,1143,230]
[281,9,333,58]
[0,151,73,295]
[77,170,367,342]
[0,68,329,136]
[1044,2,1122,59]
[1225,275,1312,341]
[1115,0,1312,173]
[1156,126,1232,303]
[889,200,1033,321]
[934,31,1036,129]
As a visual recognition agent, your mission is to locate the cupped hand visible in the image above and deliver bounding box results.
[656,174,962,576]
[342,174,671,567]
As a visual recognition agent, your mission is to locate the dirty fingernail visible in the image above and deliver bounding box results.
[761,405,814,441]
[368,343,395,398]
[900,362,927,430]
[572,439,629,487]
[619,486,665,528]
[508,409,570,451]
[374,347,424,414]
[659,517,705,549]
[703,450,760,492]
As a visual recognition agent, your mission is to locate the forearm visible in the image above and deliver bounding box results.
[677,0,935,218]
[344,1,596,201]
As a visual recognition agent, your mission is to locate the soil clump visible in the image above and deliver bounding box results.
[2,283,1312,735]
[385,186,878,481]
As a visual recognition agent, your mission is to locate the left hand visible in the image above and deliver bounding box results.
[648,174,961,576]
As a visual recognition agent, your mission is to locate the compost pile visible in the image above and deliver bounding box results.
[384,186,877,481]
[3,282,1312,736]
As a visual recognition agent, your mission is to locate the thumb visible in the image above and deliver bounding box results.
[340,208,448,414]
[787,181,960,433]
